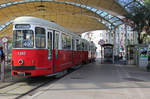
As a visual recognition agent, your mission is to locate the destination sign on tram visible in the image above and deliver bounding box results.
[15,24,31,29]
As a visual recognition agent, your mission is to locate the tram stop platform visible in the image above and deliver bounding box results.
[23,59,150,99]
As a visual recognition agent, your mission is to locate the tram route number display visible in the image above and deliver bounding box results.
[23,40,31,47]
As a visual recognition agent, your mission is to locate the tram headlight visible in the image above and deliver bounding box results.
[18,59,24,65]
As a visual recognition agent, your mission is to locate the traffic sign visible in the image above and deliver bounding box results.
[98,40,105,45]
[1,37,8,43]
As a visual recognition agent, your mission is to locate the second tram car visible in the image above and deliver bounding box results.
[11,16,96,77]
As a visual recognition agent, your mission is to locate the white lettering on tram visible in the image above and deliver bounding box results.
[18,52,26,55]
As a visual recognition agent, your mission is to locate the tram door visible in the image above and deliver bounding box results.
[48,30,59,73]
[72,39,75,64]
[47,30,53,72]
[53,31,59,72]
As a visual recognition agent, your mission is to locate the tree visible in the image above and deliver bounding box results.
[124,1,150,44]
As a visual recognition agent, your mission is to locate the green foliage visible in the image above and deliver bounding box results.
[145,0,150,3]
[124,1,150,43]
[8,38,12,43]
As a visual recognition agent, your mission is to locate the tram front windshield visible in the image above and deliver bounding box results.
[13,30,34,48]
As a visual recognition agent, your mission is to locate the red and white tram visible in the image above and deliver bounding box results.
[11,16,96,77]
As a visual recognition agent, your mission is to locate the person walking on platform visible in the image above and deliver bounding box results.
[0,46,5,62]
[0,46,5,81]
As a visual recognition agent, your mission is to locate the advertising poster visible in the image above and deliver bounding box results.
[138,47,148,68]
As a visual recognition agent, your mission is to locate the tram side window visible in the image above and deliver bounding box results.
[48,32,52,49]
[76,40,81,50]
[72,39,75,50]
[61,33,66,49]
[55,33,59,49]
[82,42,84,51]
[87,45,89,51]
[35,27,46,48]
[47,32,52,59]
[61,33,71,50]
[66,35,71,50]
[89,45,91,51]
[85,44,87,51]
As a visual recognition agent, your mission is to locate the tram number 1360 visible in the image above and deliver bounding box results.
[18,52,26,55]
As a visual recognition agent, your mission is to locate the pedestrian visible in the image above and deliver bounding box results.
[0,46,5,63]
[0,46,5,82]
[119,53,123,60]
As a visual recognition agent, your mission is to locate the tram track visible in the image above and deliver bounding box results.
[15,70,76,99]
[0,64,82,99]
[0,68,77,99]
[0,76,58,99]
[0,78,26,90]
[15,77,58,99]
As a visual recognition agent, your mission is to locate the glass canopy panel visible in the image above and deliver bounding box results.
[116,0,134,6]
[86,6,92,10]
[105,15,113,20]
[105,23,112,28]
[81,4,86,8]
[12,1,19,5]
[18,1,24,3]
[7,2,12,6]
[0,4,7,7]
[75,3,81,7]
[109,17,119,23]
[101,21,105,24]
[67,2,75,5]
[28,0,35,1]
[100,12,108,17]
[91,8,97,12]
[125,2,141,12]
[116,0,144,13]
[5,22,10,26]
[136,0,144,5]
[0,0,120,30]
[1,25,5,28]
[113,21,123,26]
[0,20,13,31]
[96,10,102,14]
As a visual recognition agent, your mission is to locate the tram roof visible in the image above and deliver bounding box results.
[0,0,144,37]
[14,16,74,34]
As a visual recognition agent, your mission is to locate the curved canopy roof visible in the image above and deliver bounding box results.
[0,0,144,37]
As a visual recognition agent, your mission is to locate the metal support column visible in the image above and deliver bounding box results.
[118,27,120,56]
[110,30,112,44]
[109,30,112,44]
[1,60,4,82]
[113,27,117,63]
[125,24,128,64]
